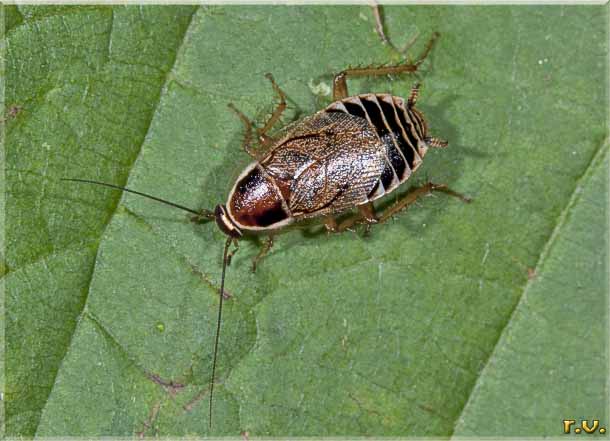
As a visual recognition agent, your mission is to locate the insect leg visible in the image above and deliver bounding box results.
[226,238,240,267]
[359,202,379,235]
[412,32,441,67]
[332,32,440,101]
[372,4,440,63]
[371,4,420,57]
[332,73,350,101]
[358,202,379,224]
[257,73,287,147]
[324,216,340,232]
[229,74,287,157]
[228,103,258,159]
[251,235,274,273]
[324,203,379,233]
[371,3,391,48]
[378,182,471,224]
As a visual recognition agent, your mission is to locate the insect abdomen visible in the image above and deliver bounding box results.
[325,94,429,201]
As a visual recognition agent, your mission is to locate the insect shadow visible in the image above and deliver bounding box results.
[424,93,491,161]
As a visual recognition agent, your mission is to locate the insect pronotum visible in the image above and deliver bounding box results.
[63,31,470,429]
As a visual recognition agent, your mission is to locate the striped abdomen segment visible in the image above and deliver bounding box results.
[325,94,429,201]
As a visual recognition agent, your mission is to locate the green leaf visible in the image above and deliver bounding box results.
[5,4,608,437]
[453,138,609,436]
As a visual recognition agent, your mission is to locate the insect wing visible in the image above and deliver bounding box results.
[263,112,385,216]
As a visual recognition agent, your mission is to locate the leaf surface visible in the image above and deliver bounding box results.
[4,5,608,436]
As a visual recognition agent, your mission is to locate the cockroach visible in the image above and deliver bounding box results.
[63,32,470,430]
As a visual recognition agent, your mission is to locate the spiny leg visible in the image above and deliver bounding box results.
[358,202,378,235]
[378,182,471,224]
[371,4,419,57]
[332,32,440,100]
[325,184,470,233]
[324,216,339,233]
[324,203,379,233]
[226,238,240,268]
[228,73,288,158]
[257,73,287,147]
[251,235,274,273]
[359,202,378,224]
[227,103,257,158]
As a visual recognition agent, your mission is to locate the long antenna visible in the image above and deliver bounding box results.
[209,236,232,429]
[61,178,213,218]
[64,177,226,427]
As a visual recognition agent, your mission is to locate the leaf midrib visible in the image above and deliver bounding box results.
[30,6,200,436]
[449,136,610,437]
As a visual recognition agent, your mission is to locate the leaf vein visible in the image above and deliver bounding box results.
[32,7,201,435]
[449,136,610,437]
